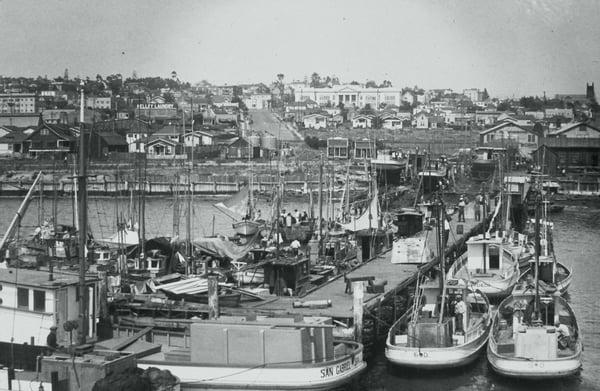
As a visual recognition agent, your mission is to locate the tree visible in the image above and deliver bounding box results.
[380,80,392,88]
[163,92,175,103]
[350,81,360,85]
[365,80,377,88]
[482,88,489,101]
[310,72,321,88]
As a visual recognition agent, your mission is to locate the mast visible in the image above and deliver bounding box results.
[533,187,541,321]
[0,172,43,253]
[318,154,324,240]
[436,193,446,323]
[77,81,89,345]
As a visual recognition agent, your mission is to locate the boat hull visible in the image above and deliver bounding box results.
[385,328,490,369]
[232,220,263,236]
[487,344,582,379]
[138,346,366,391]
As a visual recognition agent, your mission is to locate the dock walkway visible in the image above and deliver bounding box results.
[242,202,487,319]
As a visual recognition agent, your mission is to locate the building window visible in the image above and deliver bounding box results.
[527,134,536,143]
[33,290,46,312]
[40,129,49,136]
[17,287,28,309]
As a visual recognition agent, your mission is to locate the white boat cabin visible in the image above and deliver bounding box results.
[0,267,98,347]
[465,234,514,276]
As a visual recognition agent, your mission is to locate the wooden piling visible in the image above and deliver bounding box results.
[352,281,364,343]
[208,276,219,319]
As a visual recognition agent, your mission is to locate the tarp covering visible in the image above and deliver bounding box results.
[192,231,261,261]
[98,229,139,246]
[341,188,380,232]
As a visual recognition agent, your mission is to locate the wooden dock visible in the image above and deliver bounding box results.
[237,201,489,320]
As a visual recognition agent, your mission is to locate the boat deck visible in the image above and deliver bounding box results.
[495,326,576,358]
[241,203,484,319]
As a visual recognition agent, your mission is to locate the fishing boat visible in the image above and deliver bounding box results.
[386,198,492,368]
[215,186,265,236]
[135,315,366,390]
[446,233,521,299]
[370,149,408,186]
[487,192,582,378]
[417,157,449,193]
[471,147,506,181]
[231,260,265,284]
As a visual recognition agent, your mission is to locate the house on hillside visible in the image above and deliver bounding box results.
[354,138,374,159]
[415,112,429,129]
[0,127,35,156]
[26,122,76,158]
[327,137,349,159]
[381,115,404,130]
[145,136,181,156]
[221,137,256,159]
[533,137,600,175]
[303,113,328,129]
[352,114,374,129]
[90,132,128,158]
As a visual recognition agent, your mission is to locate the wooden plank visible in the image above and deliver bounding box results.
[112,326,154,351]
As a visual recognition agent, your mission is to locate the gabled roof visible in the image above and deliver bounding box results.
[548,121,600,136]
[97,132,127,146]
[153,124,184,136]
[35,122,76,140]
[145,135,179,146]
[479,120,538,136]
[0,129,30,143]
[303,112,328,119]
[352,114,375,120]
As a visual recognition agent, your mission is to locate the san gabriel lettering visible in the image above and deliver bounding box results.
[320,360,353,378]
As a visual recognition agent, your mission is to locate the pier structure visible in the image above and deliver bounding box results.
[113,200,495,357]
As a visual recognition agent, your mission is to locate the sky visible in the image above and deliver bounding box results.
[1,0,599,98]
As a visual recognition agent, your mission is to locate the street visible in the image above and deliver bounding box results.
[248,109,301,141]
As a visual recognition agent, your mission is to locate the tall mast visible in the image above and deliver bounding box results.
[533,187,541,321]
[318,154,324,240]
[77,81,89,345]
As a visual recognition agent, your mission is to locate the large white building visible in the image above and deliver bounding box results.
[293,85,403,108]
[0,93,36,113]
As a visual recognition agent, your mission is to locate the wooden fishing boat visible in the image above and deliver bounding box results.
[487,192,582,378]
[386,277,492,368]
[231,260,264,284]
[487,284,582,378]
[518,254,572,296]
[447,233,521,299]
[136,316,366,390]
[387,196,492,368]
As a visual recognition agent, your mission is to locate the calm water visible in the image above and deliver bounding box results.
[0,197,598,390]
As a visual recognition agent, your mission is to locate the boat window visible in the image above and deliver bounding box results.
[33,290,46,312]
[17,287,29,309]
[489,245,500,269]
[151,260,158,269]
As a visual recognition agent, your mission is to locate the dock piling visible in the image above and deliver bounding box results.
[208,277,219,319]
[352,281,364,343]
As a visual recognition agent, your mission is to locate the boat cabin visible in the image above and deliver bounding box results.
[0,267,98,369]
[394,209,424,238]
[465,234,514,275]
[264,257,310,297]
[130,249,168,278]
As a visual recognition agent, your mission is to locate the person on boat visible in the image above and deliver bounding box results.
[254,209,262,221]
[555,321,572,349]
[285,213,294,227]
[443,215,451,249]
[46,326,58,353]
[457,196,466,222]
[300,211,308,222]
[475,193,483,221]
[290,239,301,256]
[293,209,300,221]
[454,296,466,334]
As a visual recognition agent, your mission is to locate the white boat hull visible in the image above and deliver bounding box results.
[233,269,264,284]
[138,350,366,390]
[487,345,581,379]
[232,220,263,236]
[385,329,489,369]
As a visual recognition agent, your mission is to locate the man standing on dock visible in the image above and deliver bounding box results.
[475,192,483,221]
[458,196,466,222]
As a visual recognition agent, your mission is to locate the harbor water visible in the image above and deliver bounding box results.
[0,197,598,390]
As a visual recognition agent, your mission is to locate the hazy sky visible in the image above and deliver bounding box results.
[1,0,599,97]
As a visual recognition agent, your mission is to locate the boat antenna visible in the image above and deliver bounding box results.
[77,80,89,345]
